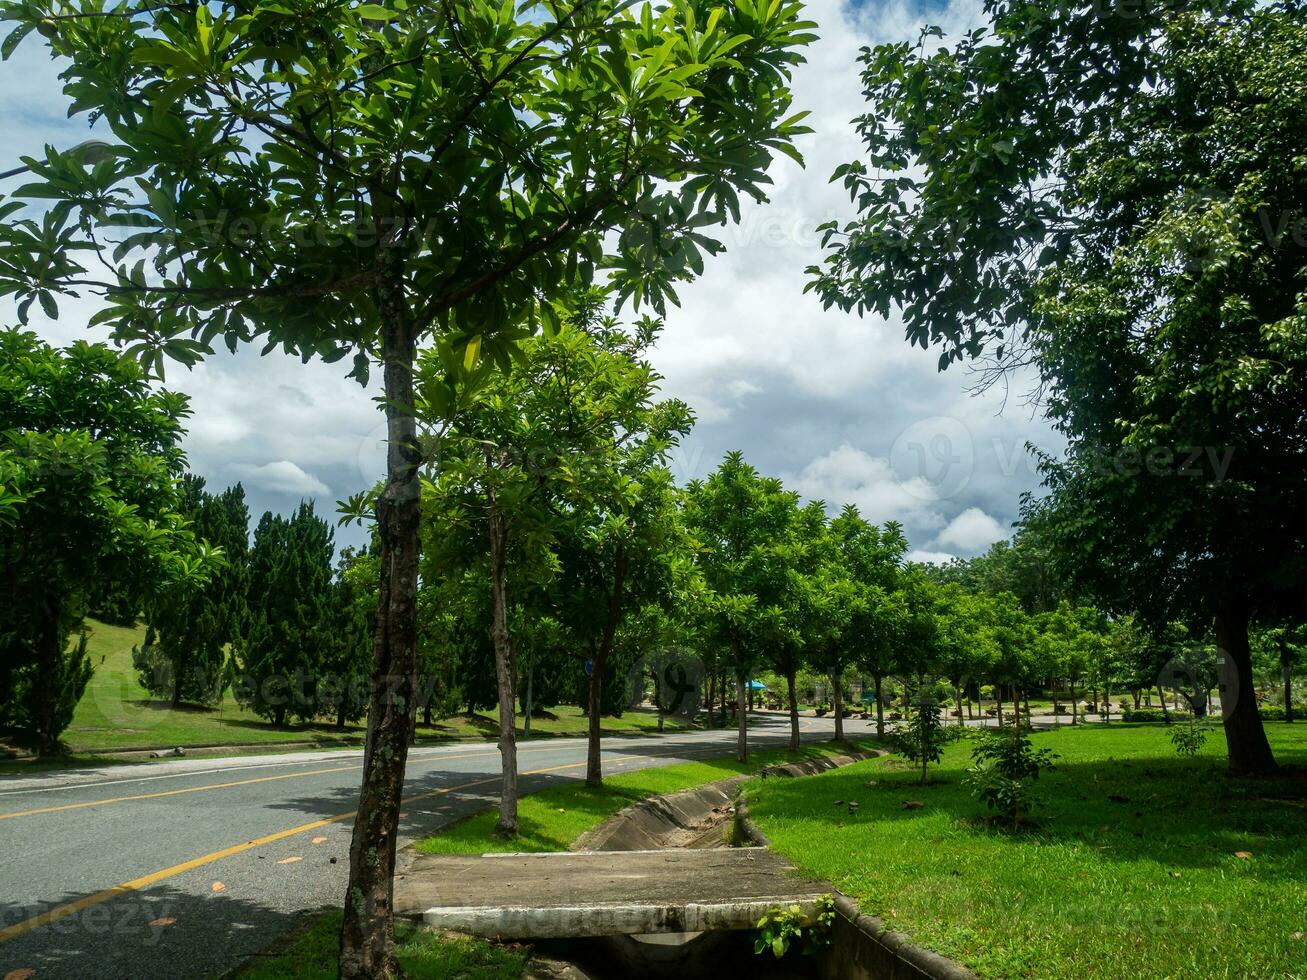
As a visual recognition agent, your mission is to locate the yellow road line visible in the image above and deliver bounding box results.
[0,746,504,822]
[0,755,630,944]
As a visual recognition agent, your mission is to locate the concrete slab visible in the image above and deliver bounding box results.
[395,847,830,939]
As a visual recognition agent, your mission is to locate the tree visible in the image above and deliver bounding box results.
[554,465,693,785]
[0,0,816,969]
[831,507,907,740]
[1034,603,1104,725]
[0,330,214,753]
[234,503,335,727]
[418,313,693,819]
[685,454,797,761]
[137,476,249,706]
[754,496,817,751]
[1255,624,1305,724]
[321,547,377,730]
[812,0,1304,775]
[891,697,947,786]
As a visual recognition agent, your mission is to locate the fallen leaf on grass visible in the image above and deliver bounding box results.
[1234,851,1254,859]
[277,856,303,865]
[211,882,225,892]
[1169,871,1182,878]
[902,800,924,810]
[1292,932,1304,941]
[148,917,176,928]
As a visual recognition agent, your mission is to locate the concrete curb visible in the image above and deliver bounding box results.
[734,755,979,980]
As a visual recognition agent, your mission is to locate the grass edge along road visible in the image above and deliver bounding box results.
[9,618,686,767]
[232,739,874,978]
[746,722,1307,979]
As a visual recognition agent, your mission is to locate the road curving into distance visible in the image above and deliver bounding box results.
[0,712,873,979]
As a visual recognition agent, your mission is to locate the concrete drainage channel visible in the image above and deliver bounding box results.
[539,759,856,979]
[401,748,978,980]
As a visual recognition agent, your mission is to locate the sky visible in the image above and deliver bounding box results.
[0,0,1058,562]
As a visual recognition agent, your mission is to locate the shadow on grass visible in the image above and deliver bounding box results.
[748,730,1307,879]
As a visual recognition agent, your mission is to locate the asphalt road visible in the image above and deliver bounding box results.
[0,713,871,979]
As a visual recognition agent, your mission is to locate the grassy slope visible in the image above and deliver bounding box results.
[61,619,683,753]
[746,722,1307,979]
[233,909,527,980]
[418,739,875,855]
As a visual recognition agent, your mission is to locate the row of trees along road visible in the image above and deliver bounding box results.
[808,0,1307,775]
[0,0,818,970]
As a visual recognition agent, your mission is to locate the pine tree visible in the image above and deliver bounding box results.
[235,503,334,727]
[137,478,250,706]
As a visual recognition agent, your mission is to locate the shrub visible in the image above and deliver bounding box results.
[1120,708,1193,723]
[1170,719,1209,757]
[964,724,1057,831]
[754,895,836,959]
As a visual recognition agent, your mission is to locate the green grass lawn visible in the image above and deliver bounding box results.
[232,909,527,980]
[419,738,876,855]
[745,722,1307,979]
[46,619,683,755]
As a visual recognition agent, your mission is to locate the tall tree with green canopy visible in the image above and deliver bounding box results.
[539,320,695,787]
[0,0,816,964]
[731,492,820,752]
[810,0,1304,775]
[0,329,215,753]
[554,467,694,786]
[685,453,796,761]
[321,546,377,730]
[234,502,335,726]
[415,312,693,817]
[137,475,250,707]
[830,506,907,739]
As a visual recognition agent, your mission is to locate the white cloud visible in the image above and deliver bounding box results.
[935,507,1007,552]
[784,442,945,531]
[1,0,1060,555]
[232,460,331,498]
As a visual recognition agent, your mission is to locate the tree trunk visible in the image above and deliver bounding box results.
[832,669,845,741]
[955,688,964,727]
[585,546,626,788]
[874,674,884,738]
[486,507,518,831]
[1157,683,1170,724]
[705,671,715,729]
[171,653,183,710]
[585,665,604,786]
[786,669,800,751]
[35,593,61,757]
[339,297,422,980]
[1215,601,1277,774]
[655,667,664,733]
[736,672,748,763]
[337,702,348,731]
[1070,678,1078,726]
[1282,648,1294,724]
[523,662,533,739]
